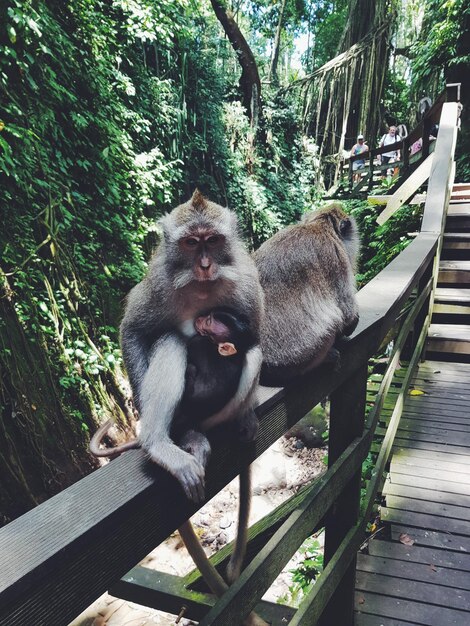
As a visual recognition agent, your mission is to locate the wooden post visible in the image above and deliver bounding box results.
[319,364,367,626]
[402,135,410,172]
[367,151,374,191]
[422,117,431,158]
[402,260,433,361]
[348,158,353,189]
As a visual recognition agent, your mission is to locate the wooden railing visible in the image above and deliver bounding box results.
[340,83,460,195]
[0,99,460,626]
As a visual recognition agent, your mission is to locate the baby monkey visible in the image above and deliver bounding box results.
[90,307,255,457]
[180,307,256,425]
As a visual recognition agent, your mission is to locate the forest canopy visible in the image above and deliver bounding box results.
[0,0,468,522]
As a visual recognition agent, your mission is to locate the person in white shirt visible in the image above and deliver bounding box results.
[379,125,401,166]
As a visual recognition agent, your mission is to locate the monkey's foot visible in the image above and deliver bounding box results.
[179,429,211,468]
[237,410,259,442]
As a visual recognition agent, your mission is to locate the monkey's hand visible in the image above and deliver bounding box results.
[176,454,206,504]
[145,442,206,503]
[237,408,259,442]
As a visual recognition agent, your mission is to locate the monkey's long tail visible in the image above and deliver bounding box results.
[178,520,228,596]
[226,466,251,584]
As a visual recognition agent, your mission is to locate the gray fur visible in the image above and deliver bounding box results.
[253,202,359,385]
[120,192,264,501]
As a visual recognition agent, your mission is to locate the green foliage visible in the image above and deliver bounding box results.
[411,0,470,87]
[345,200,422,287]
[278,534,324,607]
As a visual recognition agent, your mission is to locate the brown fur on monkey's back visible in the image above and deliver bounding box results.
[253,204,357,370]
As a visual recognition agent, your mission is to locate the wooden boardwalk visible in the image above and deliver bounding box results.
[355,360,470,625]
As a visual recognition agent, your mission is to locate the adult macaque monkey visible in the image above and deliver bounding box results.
[253,202,359,386]
[121,189,263,502]
[119,191,267,625]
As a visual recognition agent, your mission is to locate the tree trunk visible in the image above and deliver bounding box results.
[210,0,262,122]
[0,276,97,523]
[269,0,288,85]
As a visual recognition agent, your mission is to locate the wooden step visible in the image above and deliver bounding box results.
[446,204,470,232]
[427,323,470,357]
[442,233,470,260]
[434,287,470,304]
[451,190,470,200]
[448,203,470,215]
[453,183,470,191]
[443,232,470,246]
[438,260,470,284]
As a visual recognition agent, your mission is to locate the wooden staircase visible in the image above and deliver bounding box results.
[427,183,470,362]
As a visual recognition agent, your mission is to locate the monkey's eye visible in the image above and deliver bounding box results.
[206,235,222,246]
[184,237,199,247]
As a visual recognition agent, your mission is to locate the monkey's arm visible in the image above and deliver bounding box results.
[139,332,206,502]
[198,344,263,433]
[120,282,155,410]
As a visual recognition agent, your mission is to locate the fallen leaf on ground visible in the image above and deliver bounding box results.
[409,389,425,396]
[399,533,415,546]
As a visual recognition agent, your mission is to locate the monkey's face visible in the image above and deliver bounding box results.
[179,229,227,283]
[194,313,232,343]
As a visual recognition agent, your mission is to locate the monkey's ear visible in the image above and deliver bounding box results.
[218,342,237,357]
[339,218,351,235]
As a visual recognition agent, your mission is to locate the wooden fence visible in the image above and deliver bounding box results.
[0,97,460,626]
[341,83,460,195]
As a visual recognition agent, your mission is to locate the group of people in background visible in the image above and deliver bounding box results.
[350,125,402,183]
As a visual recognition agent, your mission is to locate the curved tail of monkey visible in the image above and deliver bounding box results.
[179,466,267,626]
[89,419,140,457]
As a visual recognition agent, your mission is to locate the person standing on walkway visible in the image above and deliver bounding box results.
[350,134,369,183]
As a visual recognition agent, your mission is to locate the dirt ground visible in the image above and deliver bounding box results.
[70,434,326,626]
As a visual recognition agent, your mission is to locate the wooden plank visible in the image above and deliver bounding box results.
[355,591,470,625]
[368,538,470,571]
[379,427,470,448]
[451,190,470,200]
[357,553,470,590]
[386,472,470,496]
[391,525,470,553]
[355,614,417,626]
[391,463,470,485]
[320,366,367,626]
[384,482,470,509]
[392,446,470,467]
[396,418,470,434]
[426,339,470,356]
[433,303,470,316]
[417,360,470,375]
[376,154,434,225]
[195,432,371,626]
[391,450,470,474]
[111,567,296,625]
[382,508,470,536]
[453,183,470,191]
[385,494,470,522]
[448,203,470,214]
[388,436,470,457]
[435,288,470,303]
[356,569,470,611]
[396,412,470,427]
[428,323,470,341]
[421,102,459,233]
[438,261,470,283]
